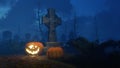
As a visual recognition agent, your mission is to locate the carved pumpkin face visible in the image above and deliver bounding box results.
[46,47,64,59]
[25,42,44,55]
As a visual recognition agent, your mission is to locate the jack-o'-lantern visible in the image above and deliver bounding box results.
[25,42,44,55]
[46,47,64,59]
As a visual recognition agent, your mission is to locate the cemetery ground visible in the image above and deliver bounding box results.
[0,49,120,68]
[0,55,75,68]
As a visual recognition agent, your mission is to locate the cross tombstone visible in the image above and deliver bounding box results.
[42,8,61,42]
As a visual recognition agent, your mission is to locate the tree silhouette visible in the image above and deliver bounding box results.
[67,37,96,56]
[68,31,74,40]
[61,34,66,42]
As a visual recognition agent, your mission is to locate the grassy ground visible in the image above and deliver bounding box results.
[0,55,75,68]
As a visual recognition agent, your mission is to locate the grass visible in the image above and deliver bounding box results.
[0,55,75,68]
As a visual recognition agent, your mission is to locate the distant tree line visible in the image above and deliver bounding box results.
[67,36,120,59]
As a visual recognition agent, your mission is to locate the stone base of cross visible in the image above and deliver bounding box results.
[46,42,61,47]
[43,42,61,53]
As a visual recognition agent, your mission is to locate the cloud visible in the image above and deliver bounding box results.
[0,0,17,6]
[0,0,17,19]
[0,7,11,19]
[0,0,7,6]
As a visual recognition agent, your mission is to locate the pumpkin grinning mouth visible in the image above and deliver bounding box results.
[26,48,40,55]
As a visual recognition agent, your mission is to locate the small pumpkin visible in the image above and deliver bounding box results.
[25,42,44,55]
[46,47,64,59]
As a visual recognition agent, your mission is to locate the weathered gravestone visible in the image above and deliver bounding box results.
[42,8,61,46]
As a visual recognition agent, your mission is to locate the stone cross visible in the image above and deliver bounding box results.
[42,8,61,42]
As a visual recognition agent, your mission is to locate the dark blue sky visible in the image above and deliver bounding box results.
[71,0,106,16]
[0,0,120,42]
[0,0,105,19]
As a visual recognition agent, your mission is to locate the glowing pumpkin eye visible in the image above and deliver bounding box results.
[29,45,34,49]
[35,46,37,48]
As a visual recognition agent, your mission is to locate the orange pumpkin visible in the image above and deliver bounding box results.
[25,42,44,55]
[46,47,64,59]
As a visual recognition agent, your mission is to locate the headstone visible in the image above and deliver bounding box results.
[42,8,61,46]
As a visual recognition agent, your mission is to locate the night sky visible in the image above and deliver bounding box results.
[0,0,120,42]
